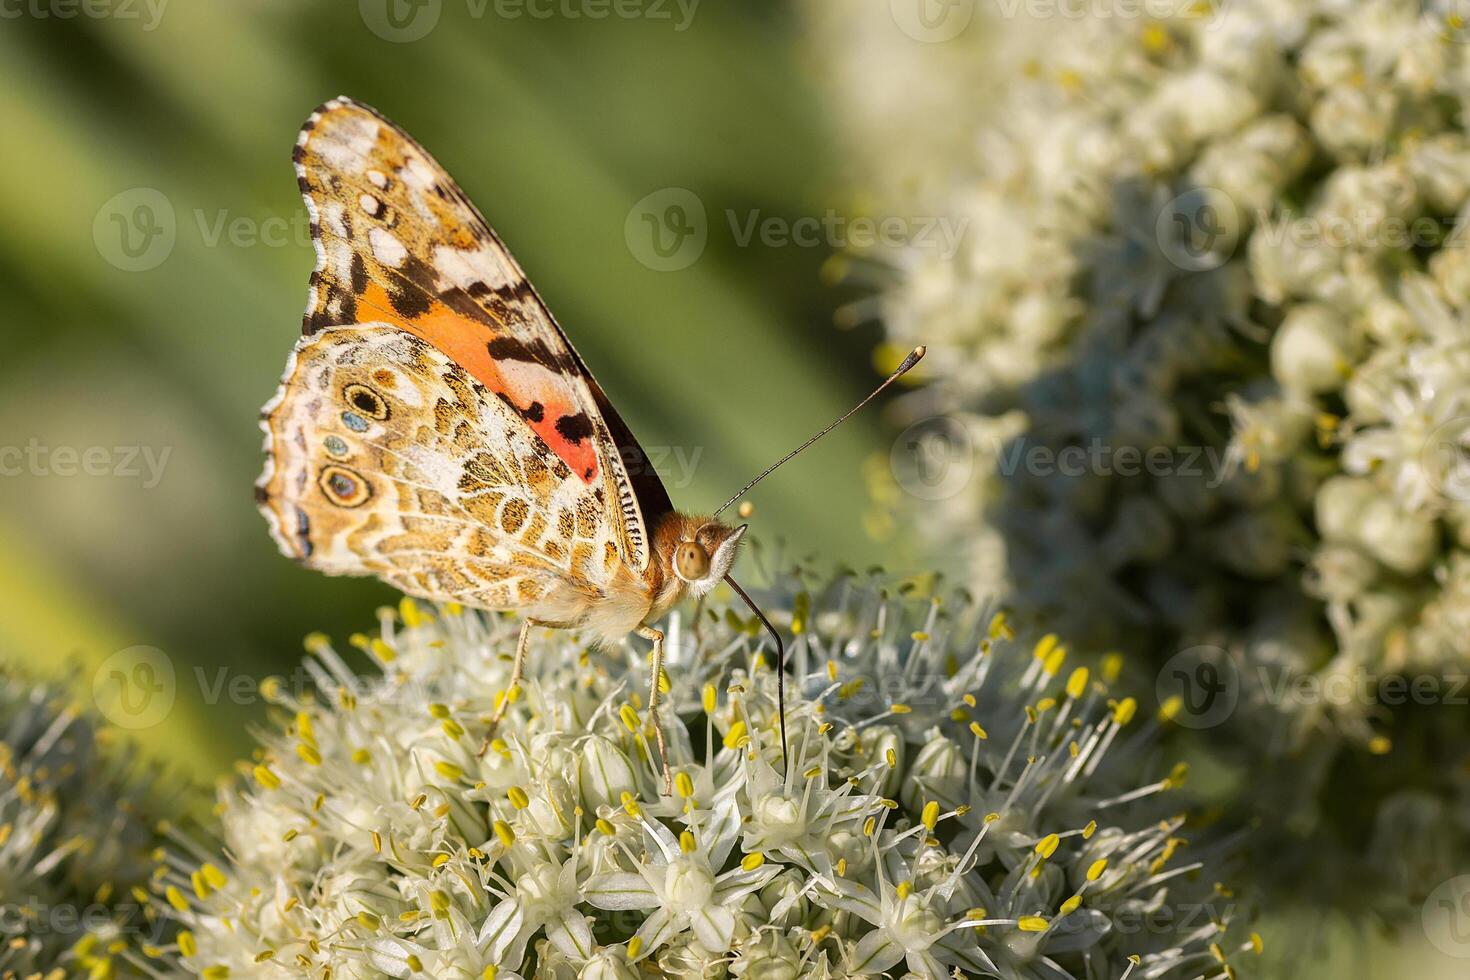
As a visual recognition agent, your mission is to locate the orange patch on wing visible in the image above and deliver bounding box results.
[358,281,600,483]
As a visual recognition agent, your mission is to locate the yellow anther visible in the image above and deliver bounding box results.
[1159,696,1183,722]
[723,720,749,750]
[1034,833,1060,859]
[741,852,766,871]
[1112,697,1138,726]
[675,772,695,799]
[702,684,717,714]
[803,765,822,779]
[885,748,898,768]
[1368,735,1392,755]
[1033,633,1059,660]
[621,793,641,818]
[895,880,913,900]
[596,818,616,836]
[1066,668,1089,700]
[253,765,281,790]
[969,721,988,740]
[165,886,189,912]
[810,924,831,942]
[1060,894,1082,915]
[434,761,464,781]
[679,831,697,854]
[890,703,912,714]
[1087,858,1108,881]
[428,703,450,719]
[827,660,839,681]
[619,704,641,733]
[492,820,515,847]
[1017,916,1049,933]
[898,791,933,832]
[627,936,643,960]
[1250,933,1264,954]
[836,857,848,877]
[507,786,530,809]
[1082,820,1097,839]
[369,638,396,663]
[1043,648,1066,676]
[296,744,322,766]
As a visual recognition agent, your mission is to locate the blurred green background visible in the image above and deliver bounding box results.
[0,0,900,776]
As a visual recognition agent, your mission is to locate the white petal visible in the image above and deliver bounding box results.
[633,908,681,957]
[850,930,906,975]
[690,905,736,953]
[476,899,524,951]
[547,909,595,962]
[583,872,661,911]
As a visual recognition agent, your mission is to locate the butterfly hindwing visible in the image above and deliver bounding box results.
[288,96,663,573]
[258,325,630,609]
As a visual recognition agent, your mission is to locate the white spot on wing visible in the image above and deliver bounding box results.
[431,244,515,291]
[370,228,408,268]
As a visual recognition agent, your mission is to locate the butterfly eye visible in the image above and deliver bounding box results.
[343,383,390,420]
[674,542,711,581]
[318,465,372,508]
[323,435,350,459]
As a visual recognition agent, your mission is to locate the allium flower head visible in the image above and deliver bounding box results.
[154,574,1250,979]
[0,668,180,977]
[825,0,1470,916]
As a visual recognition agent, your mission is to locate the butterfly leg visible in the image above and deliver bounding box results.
[478,617,541,757]
[636,623,673,796]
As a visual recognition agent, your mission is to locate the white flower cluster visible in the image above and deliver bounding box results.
[154,577,1251,979]
[0,670,177,978]
[851,0,1470,731]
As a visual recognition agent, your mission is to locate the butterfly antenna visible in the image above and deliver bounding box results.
[725,573,788,774]
[712,346,926,518]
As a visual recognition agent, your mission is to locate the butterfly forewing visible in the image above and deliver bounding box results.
[258,97,670,611]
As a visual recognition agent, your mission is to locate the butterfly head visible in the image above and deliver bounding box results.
[662,516,747,598]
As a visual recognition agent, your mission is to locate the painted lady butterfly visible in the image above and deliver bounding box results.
[256,98,921,790]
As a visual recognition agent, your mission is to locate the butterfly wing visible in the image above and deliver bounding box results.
[258,324,630,609]
[258,98,672,607]
[278,96,668,573]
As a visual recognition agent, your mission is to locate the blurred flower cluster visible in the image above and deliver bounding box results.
[153,576,1249,979]
[0,669,179,977]
[823,0,1470,918]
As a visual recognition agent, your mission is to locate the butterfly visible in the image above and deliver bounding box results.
[256,97,922,792]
